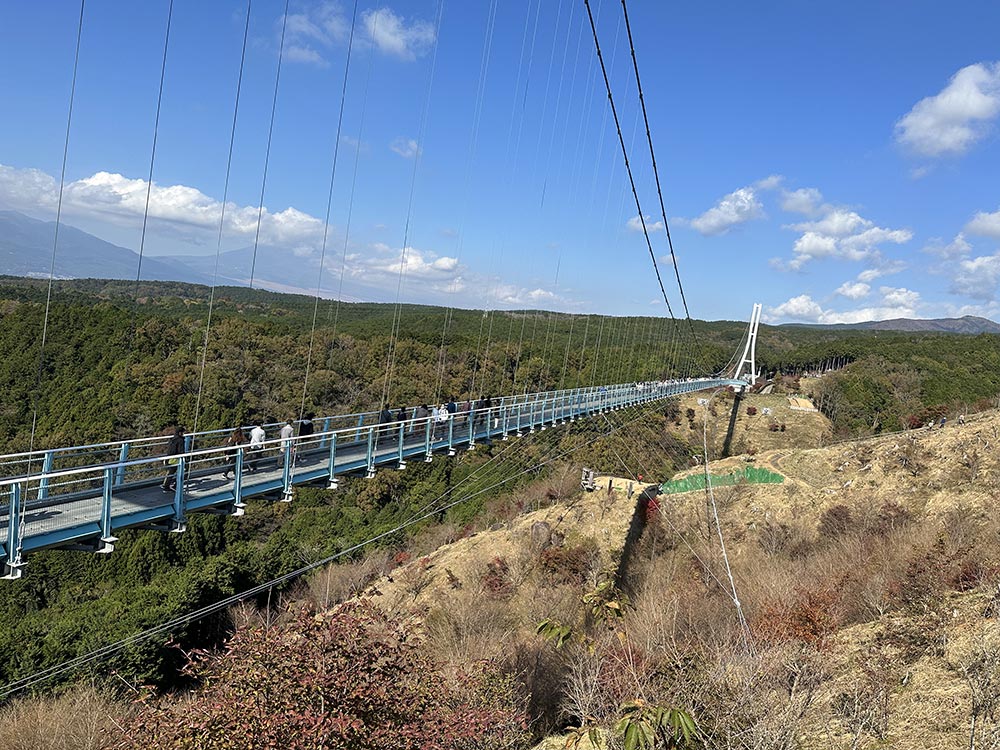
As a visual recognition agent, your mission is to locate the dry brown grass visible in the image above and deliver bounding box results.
[0,685,129,750]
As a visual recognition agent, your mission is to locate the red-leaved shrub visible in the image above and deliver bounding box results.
[114,601,528,750]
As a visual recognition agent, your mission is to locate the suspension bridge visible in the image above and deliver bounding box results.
[0,0,774,581]
[0,362,757,580]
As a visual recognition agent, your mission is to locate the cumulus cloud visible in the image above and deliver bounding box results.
[283,2,350,67]
[966,207,1000,239]
[347,242,459,280]
[769,294,824,322]
[781,187,824,216]
[754,174,784,190]
[0,163,326,251]
[895,61,1000,157]
[390,137,421,159]
[835,281,870,300]
[690,186,764,236]
[494,285,560,306]
[951,253,1000,300]
[626,214,664,233]
[766,286,922,325]
[924,232,972,259]
[857,260,906,282]
[780,199,911,271]
[363,8,436,61]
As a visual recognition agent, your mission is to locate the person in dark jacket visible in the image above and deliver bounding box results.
[296,413,315,465]
[161,425,186,492]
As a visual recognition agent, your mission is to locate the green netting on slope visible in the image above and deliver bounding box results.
[659,466,784,495]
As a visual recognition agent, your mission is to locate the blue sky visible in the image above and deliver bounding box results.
[1,1,999,323]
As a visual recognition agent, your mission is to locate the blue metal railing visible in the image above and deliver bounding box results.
[0,378,746,577]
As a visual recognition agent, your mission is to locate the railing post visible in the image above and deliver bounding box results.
[355,414,365,444]
[114,443,129,487]
[365,427,376,478]
[396,423,406,469]
[99,468,117,553]
[37,450,54,500]
[320,418,331,448]
[171,458,186,533]
[424,418,433,461]
[281,441,294,501]
[3,484,24,579]
[326,434,339,489]
[502,402,510,438]
[447,414,456,456]
[233,448,246,513]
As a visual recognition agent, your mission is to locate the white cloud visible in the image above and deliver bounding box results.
[835,281,870,300]
[349,242,459,281]
[781,187,824,216]
[754,174,784,190]
[789,209,869,237]
[857,260,906,282]
[924,232,972,259]
[966,208,1000,239]
[626,214,664,233]
[880,285,920,308]
[895,61,1000,157]
[390,137,421,159]
[283,2,350,67]
[769,294,824,321]
[951,253,1000,300]
[363,8,436,61]
[782,200,911,271]
[791,232,838,264]
[690,186,764,236]
[766,286,922,324]
[494,284,560,306]
[0,163,326,251]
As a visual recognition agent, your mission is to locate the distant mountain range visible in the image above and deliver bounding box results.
[0,210,322,293]
[4,210,1000,333]
[0,210,212,285]
[781,316,1000,334]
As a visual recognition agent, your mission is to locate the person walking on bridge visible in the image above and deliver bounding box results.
[248,420,266,473]
[160,425,186,493]
[222,426,245,480]
[379,406,394,446]
[280,419,295,465]
[296,413,315,465]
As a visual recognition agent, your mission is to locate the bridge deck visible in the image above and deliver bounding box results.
[0,379,745,576]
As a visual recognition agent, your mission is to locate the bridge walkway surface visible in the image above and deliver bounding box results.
[0,378,744,577]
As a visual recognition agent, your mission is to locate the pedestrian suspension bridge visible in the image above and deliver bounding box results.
[0,358,759,580]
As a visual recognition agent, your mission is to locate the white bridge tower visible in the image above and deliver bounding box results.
[733,302,762,383]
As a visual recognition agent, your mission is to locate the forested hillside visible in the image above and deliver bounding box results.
[3,276,997,448]
[1,276,999,703]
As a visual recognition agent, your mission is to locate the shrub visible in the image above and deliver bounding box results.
[538,543,597,587]
[746,406,758,417]
[754,587,842,647]
[481,556,514,599]
[818,504,853,539]
[113,601,528,750]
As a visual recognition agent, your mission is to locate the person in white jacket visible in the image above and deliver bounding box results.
[248,421,266,473]
[280,419,295,464]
